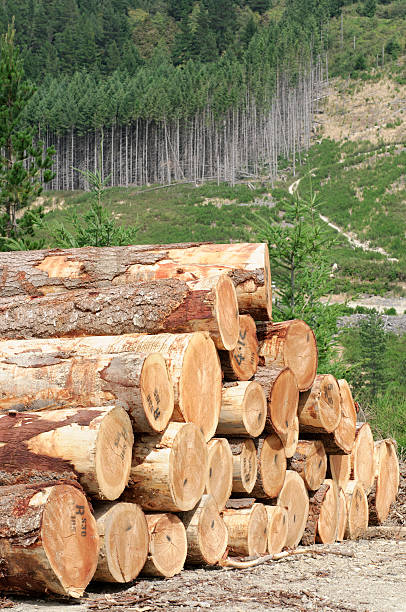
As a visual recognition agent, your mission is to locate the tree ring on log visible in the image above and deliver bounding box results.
[243,382,267,438]
[140,353,174,432]
[145,513,187,577]
[197,495,228,564]
[214,274,239,351]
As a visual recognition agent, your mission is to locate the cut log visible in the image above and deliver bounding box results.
[278,416,299,459]
[180,495,228,565]
[298,374,341,434]
[368,439,400,525]
[253,366,299,438]
[265,506,288,554]
[0,242,271,319]
[344,481,369,540]
[257,320,317,391]
[142,513,187,577]
[222,503,268,556]
[228,438,258,494]
[219,315,259,381]
[123,422,207,512]
[274,470,309,548]
[0,482,99,597]
[316,379,356,454]
[0,406,133,500]
[205,438,233,510]
[287,440,327,491]
[0,350,173,434]
[351,423,375,494]
[374,438,397,477]
[217,381,266,438]
[93,502,148,583]
[328,454,351,491]
[301,479,338,545]
[250,435,287,499]
[337,487,348,541]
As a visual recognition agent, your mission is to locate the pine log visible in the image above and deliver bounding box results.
[0,242,272,319]
[142,513,187,577]
[298,374,341,434]
[123,422,207,512]
[278,416,299,459]
[219,315,259,381]
[205,438,233,510]
[0,406,133,500]
[301,482,329,546]
[228,438,258,494]
[344,481,369,539]
[265,506,288,554]
[180,495,228,565]
[315,379,356,454]
[301,479,338,545]
[217,381,266,438]
[337,487,348,541]
[257,320,318,391]
[0,482,99,597]
[222,503,268,556]
[250,434,287,499]
[287,440,327,491]
[253,366,299,438]
[0,350,173,434]
[351,423,375,494]
[272,470,310,548]
[93,502,148,583]
[328,454,351,491]
[368,439,400,525]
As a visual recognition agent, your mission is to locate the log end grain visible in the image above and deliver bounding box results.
[298,374,341,434]
[140,353,174,432]
[369,440,400,525]
[337,487,348,541]
[351,423,375,494]
[205,438,233,510]
[220,314,259,381]
[182,495,228,565]
[143,513,187,577]
[316,479,339,544]
[329,453,351,491]
[266,505,288,554]
[253,434,286,499]
[277,470,309,548]
[345,481,369,540]
[229,438,258,494]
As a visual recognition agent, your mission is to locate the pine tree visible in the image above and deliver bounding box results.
[356,312,388,401]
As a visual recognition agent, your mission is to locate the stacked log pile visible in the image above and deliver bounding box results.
[0,242,400,599]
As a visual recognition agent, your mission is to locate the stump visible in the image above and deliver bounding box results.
[351,423,375,494]
[219,315,259,381]
[257,320,318,391]
[317,379,356,454]
[301,479,339,545]
[222,503,268,556]
[298,374,341,434]
[250,435,287,499]
[368,439,400,525]
[228,438,258,494]
[253,366,299,439]
[337,487,348,541]
[0,406,133,500]
[142,513,188,577]
[205,438,233,510]
[123,422,207,512]
[0,482,99,597]
[180,495,228,565]
[278,416,299,459]
[328,454,351,491]
[265,506,288,554]
[274,470,309,548]
[93,502,149,583]
[287,440,327,491]
[217,381,267,438]
[344,481,369,540]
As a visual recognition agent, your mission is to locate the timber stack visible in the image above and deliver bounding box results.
[0,242,399,599]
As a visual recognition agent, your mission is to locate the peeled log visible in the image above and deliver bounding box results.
[219,315,259,381]
[0,350,173,434]
[180,495,228,565]
[250,435,287,499]
[337,487,348,541]
[253,366,299,438]
[222,503,268,556]
[257,320,317,391]
[287,440,327,491]
[274,470,309,548]
[0,482,99,597]
[93,502,148,583]
[123,422,207,512]
[344,481,369,540]
[351,423,375,494]
[0,242,271,319]
[316,379,356,454]
[368,440,400,525]
[298,374,341,434]
[0,406,133,500]
[301,479,339,546]
[142,513,187,577]
[265,506,288,555]
[328,454,351,491]
[205,438,233,510]
[217,381,266,438]
[228,438,258,494]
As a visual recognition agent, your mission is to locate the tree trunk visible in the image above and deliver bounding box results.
[257,320,317,392]
[123,423,207,512]
[222,503,268,557]
[272,470,309,548]
[337,487,348,541]
[0,406,133,500]
[142,513,187,577]
[298,374,341,434]
[250,435,286,499]
[368,439,399,525]
[301,479,338,545]
[287,440,327,491]
[328,454,351,491]
[265,506,288,554]
[228,438,258,494]
[219,315,259,381]
[315,379,356,454]
[217,381,266,438]
[0,482,99,597]
[205,438,233,511]
[93,502,149,583]
[351,423,375,494]
[0,350,173,434]
[344,481,369,540]
[253,366,299,439]
[180,495,228,565]
[278,415,299,459]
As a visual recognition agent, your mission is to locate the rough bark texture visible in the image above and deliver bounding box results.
[301,483,330,546]
[287,440,327,491]
[219,315,259,381]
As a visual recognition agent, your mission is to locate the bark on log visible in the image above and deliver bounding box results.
[0,349,173,434]
[228,438,258,494]
[350,423,375,494]
[222,503,268,557]
[123,422,208,512]
[219,315,259,381]
[301,479,338,546]
[257,320,317,392]
[272,470,310,548]
[180,495,228,565]
[265,506,288,554]
[328,454,351,491]
[93,502,148,583]
[298,374,341,434]
[368,440,400,525]
[205,438,233,510]
[0,482,99,597]
[142,513,187,577]
[278,416,299,459]
[0,406,133,500]
[250,435,287,499]
[301,482,329,546]
[287,440,327,491]
[315,379,356,454]
[344,481,369,540]
[0,242,271,319]
[253,366,299,439]
[217,381,266,438]
[337,487,348,541]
